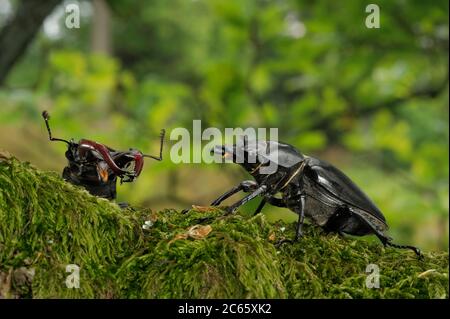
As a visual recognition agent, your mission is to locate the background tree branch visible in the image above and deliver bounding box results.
[0,0,62,86]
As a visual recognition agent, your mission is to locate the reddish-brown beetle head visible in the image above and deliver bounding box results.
[78,140,145,183]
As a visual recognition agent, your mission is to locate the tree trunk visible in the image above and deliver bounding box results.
[0,0,62,85]
[91,0,112,55]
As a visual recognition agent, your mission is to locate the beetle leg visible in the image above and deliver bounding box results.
[224,185,268,215]
[275,194,305,247]
[267,197,286,207]
[252,171,290,217]
[253,198,267,216]
[117,202,130,209]
[210,185,242,206]
[350,211,423,257]
[294,194,306,240]
[182,180,258,214]
[210,180,258,206]
[275,238,293,247]
[378,235,422,257]
[254,195,287,216]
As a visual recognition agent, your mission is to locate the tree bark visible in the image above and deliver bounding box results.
[91,0,112,55]
[0,0,62,86]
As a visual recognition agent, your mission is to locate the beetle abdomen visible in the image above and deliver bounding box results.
[302,194,384,236]
[302,195,335,227]
[322,206,374,236]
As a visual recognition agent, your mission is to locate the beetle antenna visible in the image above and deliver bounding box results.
[143,129,165,161]
[42,110,71,145]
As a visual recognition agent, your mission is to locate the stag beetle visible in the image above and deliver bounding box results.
[42,111,165,203]
[210,138,421,256]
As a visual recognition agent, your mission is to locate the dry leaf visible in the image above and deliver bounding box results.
[168,225,213,244]
[268,232,276,241]
[150,212,158,222]
[0,150,12,161]
[188,225,212,239]
[168,233,188,244]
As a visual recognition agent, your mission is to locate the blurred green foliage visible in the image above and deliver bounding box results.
[0,0,448,250]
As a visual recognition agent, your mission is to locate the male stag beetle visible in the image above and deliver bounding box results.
[42,111,165,203]
[210,138,421,256]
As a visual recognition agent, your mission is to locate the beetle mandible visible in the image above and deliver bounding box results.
[210,137,421,256]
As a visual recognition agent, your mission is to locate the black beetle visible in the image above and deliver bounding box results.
[210,138,421,256]
[42,110,165,203]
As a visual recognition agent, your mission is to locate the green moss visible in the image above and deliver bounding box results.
[0,154,448,298]
[0,154,144,298]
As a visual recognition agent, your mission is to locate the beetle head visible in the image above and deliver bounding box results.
[212,138,304,176]
[43,110,164,186]
[77,140,145,183]
[212,139,273,175]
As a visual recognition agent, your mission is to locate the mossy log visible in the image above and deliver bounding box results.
[0,153,448,299]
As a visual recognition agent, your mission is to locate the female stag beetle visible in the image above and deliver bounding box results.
[42,110,165,203]
[210,138,421,256]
